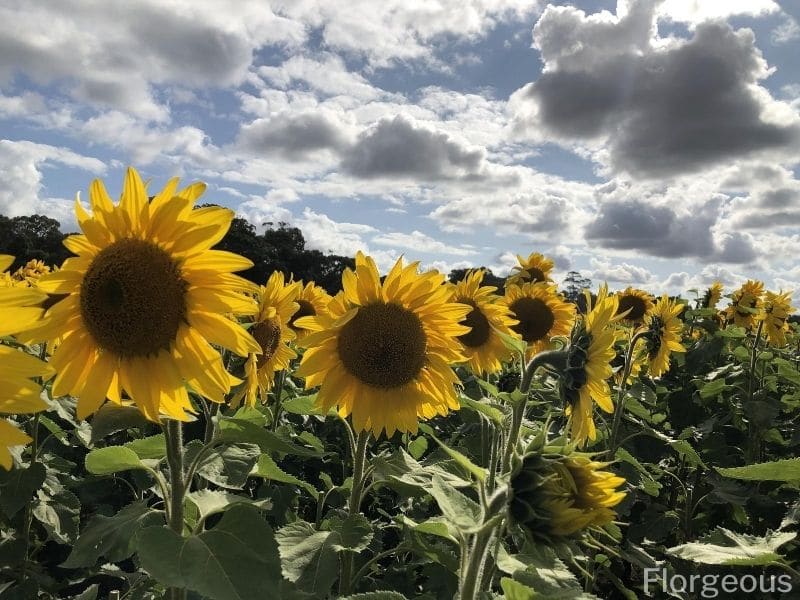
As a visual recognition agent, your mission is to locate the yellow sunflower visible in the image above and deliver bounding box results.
[30,168,261,422]
[501,283,575,359]
[12,259,51,287]
[759,291,795,347]
[288,280,332,342]
[724,280,764,329]
[642,295,686,377]
[236,272,299,408]
[449,269,518,376]
[615,287,653,325]
[506,252,554,287]
[295,252,470,437]
[562,292,621,446]
[0,255,48,335]
[701,282,723,309]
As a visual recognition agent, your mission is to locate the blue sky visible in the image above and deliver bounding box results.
[1,0,799,300]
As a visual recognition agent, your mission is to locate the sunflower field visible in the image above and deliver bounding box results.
[2,168,800,600]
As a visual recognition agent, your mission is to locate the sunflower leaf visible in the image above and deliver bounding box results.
[85,446,148,475]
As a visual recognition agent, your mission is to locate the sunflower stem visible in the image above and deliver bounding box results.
[340,429,370,595]
[164,418,187,600]
[746,320,764,463]
[608,330,648,457]
[270,369,287,431]
[459,488,508,600]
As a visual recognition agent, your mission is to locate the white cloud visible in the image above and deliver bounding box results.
[588,257,654,284]
[371,230,478,256]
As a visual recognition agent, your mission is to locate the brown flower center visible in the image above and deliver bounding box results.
[510,297,555,343]
[289,299,316,330]
[457,300,491,348]
[617,294,647,322]
[252,318,282,369]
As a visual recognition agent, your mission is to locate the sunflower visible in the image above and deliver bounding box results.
[615,287,653,325]
[288,280,332,342]
[759,291,794,347]
[506,252,554,287]
[509,452,626,540]
[449,269,518,376]
[501,283,575,359]
[295,252,470,437]
[31,168,261,422]
[724,280,764,329]
[0,256,49,335]
[642,295,685,377]
[701,282,723,309]
[12,259,51,287]
[236,272,299,408]
[561,292,620,446]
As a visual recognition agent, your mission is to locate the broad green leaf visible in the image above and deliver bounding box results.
[429,434,487,482]
[699,378,730,399]
[407,436,428,460]
[137,504,283,600]
[401,516,460,544]
[38,415,68,445]
[85,446,147,475]
[61,501,163,567]
[124,434,166,459]
[216,418,322,457]
[281,394,333,416]
[428,474,480,531]
[251,453,317,495]
[186,489,273,524]
[669,439,705,468]
[193,442,261,489]
[0,462,46,517]
[667,528,795,566]
[33,489,80,544]
[89,404,149,443]
[328,514,374,552]
[276,520,339,598]
[717,458,800,482]
[501,577,536,600]
[458,395,505,425]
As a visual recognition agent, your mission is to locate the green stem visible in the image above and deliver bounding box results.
[164,419,187,600]
[270,369,287,431]
[339,429,370,596]
[19,413,41,585]
[747,320,764,463]
[608,330,648,456]
[459,489,508,600]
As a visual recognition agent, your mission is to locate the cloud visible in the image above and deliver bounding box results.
[510,1,800,178]
[771,13,800,44]
[588,257,653,285]
[371,230,478,256]
[341,115,488,181]
[236,111,352,159]
[657,0,779,24]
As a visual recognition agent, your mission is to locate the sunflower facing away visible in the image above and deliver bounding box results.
[759,290,795,347]
[31,168,261,422]
[502,282,575,359]
[0,255,52,469]
[506,252,554,287]
[288,280,332,342]
[561,291,620,446]
[449,269,518,376]
[642,295,686,377]
[295,252,470,437]
[701,282,723,309]
[236,271,299,408]
[615,287,653,326]
[725,280,764,330]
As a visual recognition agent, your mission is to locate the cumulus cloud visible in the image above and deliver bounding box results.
[510,0,800,178]
[371,230,478,256]
[588,257,653,285]
[236,111,352,159]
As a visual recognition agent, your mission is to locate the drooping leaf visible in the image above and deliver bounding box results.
[717,458,800,482]
[667,528,795,566]
[251,453,317,495]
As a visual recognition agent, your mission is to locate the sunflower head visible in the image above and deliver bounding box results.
[701,282,723,309]
[296,252,470,437]
[509,451,626,541]
[724,280,764,329]
[615,287,653,325]
[507,252,555,287]
[641,295,686,377]
[450,269,518,376]
[501,283,575,359]
[31,168,261,422]
[287,280,332,342]
[759,290,795,347]
[11,259,51,287]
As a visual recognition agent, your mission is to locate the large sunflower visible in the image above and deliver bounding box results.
[642,295,685,377]
[701,282,723,309]
[501,283,575,358]
[449,269,518,376]
[759,291,794,347]
[236,272,299,408]
[0,255,52,469]
[295,252,470,437]
[31,168,261,422]
[288,280,332,342]
[506,252,554,287]
[724,280,764,329]
[615,287,653,326]
[561,292,620,446]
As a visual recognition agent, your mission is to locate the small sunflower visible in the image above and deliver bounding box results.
[509,452,626,540]
[236,272,299,408]
[295,252,470,437]
[561,292,620,446]
[12,259,51,287]
[642,295,686,377]
[506,252,554,287]
[701,282,723,309]
[0,255,48,336]
[615,287,653,325]
[724,280,764,329]
[288,280,332,342]
[31,168,261,422]
[502,283,575,359]
[759,291,795,347]
[450,269,518,376]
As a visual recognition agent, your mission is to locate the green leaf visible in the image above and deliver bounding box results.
[89,404,149,443]
[777,363,800,387]
[340,593,408,600]
[137,504,283,600]
[428,474,480,531]
[193,442,261,490]
[699,378,731,399]
[216,418,323,457]
[38,415,68,445]
[400,516,460,544]
[251,454,317,495]
[717,458,800,482]
[61,501,163,568]
[33,489,80,544]
[669,439,705,468]
[0,462,46,517]
[276,520,339,598]
[667,528,796,566]
[281,394,333,416]
[124,434,166,459]
[328,514,374,552]
[429,434,487,482]
[501,577,536,600]
[407,436,428,460]
[458,395,505,425]
[186,490,273,524]
[85,446,148,475]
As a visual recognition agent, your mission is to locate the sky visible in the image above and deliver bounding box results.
[1,0,800,300]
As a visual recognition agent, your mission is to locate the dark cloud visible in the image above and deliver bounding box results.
[513,3,800,177]
[236,112,349,158]
[341,115,486,181]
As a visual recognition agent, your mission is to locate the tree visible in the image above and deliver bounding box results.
[0,214,74,271]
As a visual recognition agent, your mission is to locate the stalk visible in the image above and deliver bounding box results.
[164,419,187,600]
[339,429,371,595]
[608,330,648,456]
[746,320,764,463]
[458,489,508,600]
